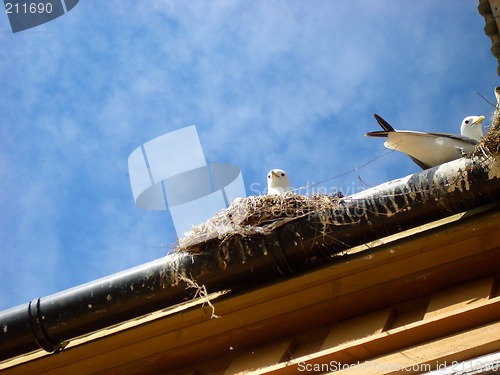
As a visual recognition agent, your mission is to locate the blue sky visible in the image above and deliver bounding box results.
[0,1,497,311]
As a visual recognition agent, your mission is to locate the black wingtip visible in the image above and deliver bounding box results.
[373,113,395,132]
[365,130,389,138]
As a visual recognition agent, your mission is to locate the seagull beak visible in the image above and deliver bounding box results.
[271,171,279,178]
[473,115,485,125]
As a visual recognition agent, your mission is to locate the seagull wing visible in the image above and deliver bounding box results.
[422,132,477,145]
[408,156,430,170]
[384,131,476,168]
[366,114,478,169]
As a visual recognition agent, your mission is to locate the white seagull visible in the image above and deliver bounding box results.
[366,114,485,169]
[267,169,290,194]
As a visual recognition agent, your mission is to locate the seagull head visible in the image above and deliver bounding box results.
[267,169,290,195]
[460,115,485,141]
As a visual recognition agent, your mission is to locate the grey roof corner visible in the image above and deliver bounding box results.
[479,0,500,75]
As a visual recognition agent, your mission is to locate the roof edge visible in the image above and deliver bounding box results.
[0,155,499,362]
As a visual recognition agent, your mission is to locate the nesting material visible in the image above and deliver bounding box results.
[474,111,500,179]
[178,192,343,251]
[474,111,500,157]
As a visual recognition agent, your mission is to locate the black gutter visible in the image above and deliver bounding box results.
[1,156,500,362]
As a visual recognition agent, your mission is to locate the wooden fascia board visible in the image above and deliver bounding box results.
[253,296,500,375]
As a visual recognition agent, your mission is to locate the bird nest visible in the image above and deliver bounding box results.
[178,192,343,252]
[474,111,500,157]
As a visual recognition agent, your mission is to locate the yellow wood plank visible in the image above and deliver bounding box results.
[425,276,494,319]
[321,308,394,350]
[249,297,500,375]
[333,321,500,374]
[224,339,294,375]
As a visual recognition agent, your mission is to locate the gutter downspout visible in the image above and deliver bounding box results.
[1,156,499,362]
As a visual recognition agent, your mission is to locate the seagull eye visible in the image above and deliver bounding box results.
[281,173,285,176]
[465,120,470,124]
[267,175,271,179]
